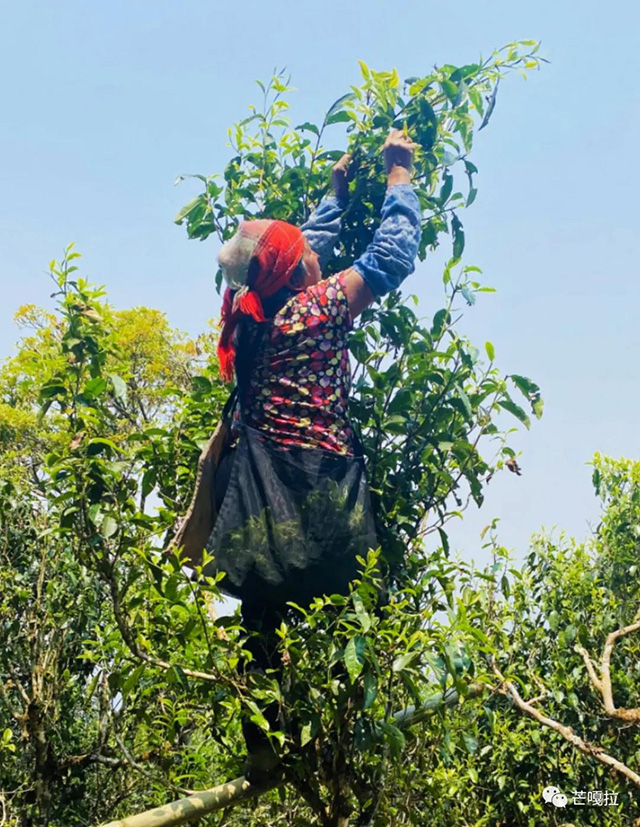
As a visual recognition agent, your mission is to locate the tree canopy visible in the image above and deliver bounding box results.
[3,42,639,827]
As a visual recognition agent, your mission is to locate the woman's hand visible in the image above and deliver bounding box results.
[331,153,351,201]
[383,129,419,186]
[383,129,418,172]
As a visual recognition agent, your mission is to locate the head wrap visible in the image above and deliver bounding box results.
[216,219,305,381]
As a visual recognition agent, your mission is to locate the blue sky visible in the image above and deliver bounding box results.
[1,0,638,566]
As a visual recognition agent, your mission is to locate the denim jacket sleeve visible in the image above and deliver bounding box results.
[300,194,346,270]
[352,184,421,298]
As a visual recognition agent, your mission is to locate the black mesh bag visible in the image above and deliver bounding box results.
[203,416,377,607]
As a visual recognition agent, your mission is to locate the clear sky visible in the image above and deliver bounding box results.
[1,0,639,568]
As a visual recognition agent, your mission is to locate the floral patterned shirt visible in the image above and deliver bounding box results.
[235,184,421,455]
[242,272,354,454]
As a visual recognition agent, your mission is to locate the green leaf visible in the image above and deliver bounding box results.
[464,159,478,178]
[325,92,355,119]
[431,308,450,338]
[438,527,450,556]
[326,110,352,126]
[352,594,371,632]
[393,651,417,674]
[316,150,346,163]
[296,121,320,137]
[420,220,438,252]
[479,78,500,131]
[84,377,107,398]
[109,374,127,401]
[174,173,208,186]
[384,414,407,435]
[87,437,119,454]
[142,468,157,498]
[439,170,453,205]
[101,515,118,539]
[88,504,102,525]
[192,375,212,394]
[363,672,377,710]
[451,213,465,260]
[510,374,543,419]
[460,285,475,305]
[381,722,405,758]
[485,341,495,361]
[501,575,510,598]
[454,385,473,419]
[300,722,313,747]
[168,665,189,693]
[416,98,438,150]
[462,732,478,754]
[39,384,67,399]
[499,398,530,429]
[174,194,206,225]
[578,623,589,647]
[344,635,365,683]
[509,374,540,397]
[441,79,458,102]
[123,665,145,696]
[453,63,481,80]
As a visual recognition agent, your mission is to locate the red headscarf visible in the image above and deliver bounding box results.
[217,219,305,382]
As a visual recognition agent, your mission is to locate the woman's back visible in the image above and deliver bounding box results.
[239,271,354,455]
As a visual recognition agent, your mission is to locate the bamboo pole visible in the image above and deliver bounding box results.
[392,683,483,728]
[100,774,281,827]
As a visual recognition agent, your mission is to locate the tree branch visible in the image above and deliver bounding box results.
[492,661,640,788]
[600,618,640,723]
[575,614,640,724]
[575,644,603,693]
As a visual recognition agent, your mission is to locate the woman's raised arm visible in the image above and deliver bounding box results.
[343,131,422,318]
[300,154,351,270]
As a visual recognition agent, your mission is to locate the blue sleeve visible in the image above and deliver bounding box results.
[352,184,422,298]
[301,194,346,270]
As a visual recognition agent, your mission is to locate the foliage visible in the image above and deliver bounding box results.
[9,44,625,827]
[0,477,143,826]
[175,42,545,278]
[176,43,546,580]
[478,455,640,825]
[0,254,217,825]
[3,251,506,826]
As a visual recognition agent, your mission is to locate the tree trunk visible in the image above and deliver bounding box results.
[27,697,53,827]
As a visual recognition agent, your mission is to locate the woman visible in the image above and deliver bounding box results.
[208,129,422,779]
